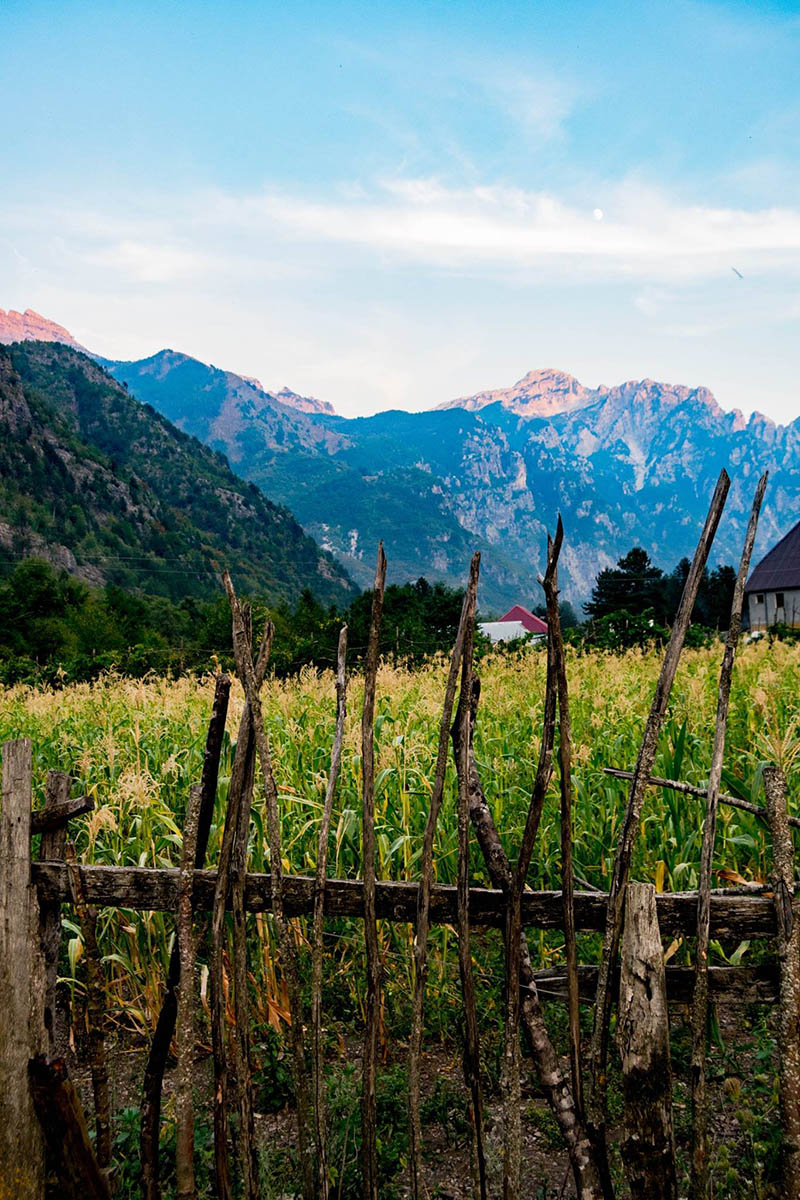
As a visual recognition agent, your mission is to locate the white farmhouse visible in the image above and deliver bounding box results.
[745,518,800,630]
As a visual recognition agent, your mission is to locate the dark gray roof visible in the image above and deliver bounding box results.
[745,518,800,593]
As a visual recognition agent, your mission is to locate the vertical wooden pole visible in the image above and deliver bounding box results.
[38,770,72,1054]
[617,882,678,1200]
[409,554,477,1200]
[360,544,387,1200]
[0,739,47,1200]
[764,766,800,1199]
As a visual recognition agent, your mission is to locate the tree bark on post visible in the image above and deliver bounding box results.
[360,545,387,1200]
[176,784,202,1200]
[617,882,677,1200]
[312,625,348,1200]
[453,685,604,1200]
[453,562,489,1200]
[38,770,73,1055]
[141,672,230,1200]
[588,468,730,1193]
[408,554,478,1200]
[0,739,47,1200]
[764,765,800,1199]
[502,532,559,1200]
[691,471,767,1199]
[65,841,112,1171]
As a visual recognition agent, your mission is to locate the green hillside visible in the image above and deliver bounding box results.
[0,342,356,606]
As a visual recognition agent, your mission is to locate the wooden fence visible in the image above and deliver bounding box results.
[2,464,800,1200]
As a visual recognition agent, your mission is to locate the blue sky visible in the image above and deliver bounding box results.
[2,0,799,419]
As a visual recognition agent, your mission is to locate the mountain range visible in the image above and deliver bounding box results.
[0,339,355,606]
[3,307,799,610]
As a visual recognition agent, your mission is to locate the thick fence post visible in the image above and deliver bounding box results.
[764,765,800,1199]
[0,739,47,1200]
[617,881,677,1200]
[38,770,72,1054]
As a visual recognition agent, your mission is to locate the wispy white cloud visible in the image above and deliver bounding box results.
[226,177,800,280]
[5,176,800,288]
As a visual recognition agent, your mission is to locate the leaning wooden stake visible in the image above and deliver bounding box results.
[502,533,559,1200]
[66,840,111,1171]
[210,629,270,1200]
[230,624,273,1200]
[141,673,230,1200]
[691,471,767,1198]
[764,766,800,1200]
[602,767,800,830]
[176,784,202,1200]
[617,883,677,1200]
[312,625,348,1200]
[454,562,489,1200]
[542,518,582,1113]
[224,574,315,1200]
[0,739,47,1200]
[454,686,603,1200]
[587,468,730,1189]
[360,545,387,1200]
[408,553,478,1200]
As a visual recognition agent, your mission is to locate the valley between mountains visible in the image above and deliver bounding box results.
[3,307,799,610]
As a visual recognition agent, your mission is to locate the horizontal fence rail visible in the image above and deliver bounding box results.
[33,862,785,939]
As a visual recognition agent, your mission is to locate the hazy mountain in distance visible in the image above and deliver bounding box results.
[7,307,799,611]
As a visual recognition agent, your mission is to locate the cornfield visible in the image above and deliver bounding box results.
[2,640,799,1037]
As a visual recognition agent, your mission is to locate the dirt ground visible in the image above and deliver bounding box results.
[66,999,778,1199]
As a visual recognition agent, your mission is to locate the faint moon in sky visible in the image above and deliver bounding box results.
[593,208,604,221]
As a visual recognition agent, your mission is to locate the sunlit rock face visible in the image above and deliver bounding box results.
[0,308,85,349]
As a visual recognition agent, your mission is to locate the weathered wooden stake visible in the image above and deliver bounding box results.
[617,882,677,1200]
[502,531,559,1200]
[176,784,202,1200]
[691,470,767,1199]
[312,625,348,1200]
[603,766,800,830]
[454,562,489,1200]
[764,765,800,1200]
[224,576,315,1199]
[360,544,387,1200]
[409,554,478,1200]
[0,739,47,1200]
[141,672,230,1200]
[454,684,603,1200]
[588,467,730,1193]
[210,632,269,1200]
[66,841,112,1170]
[38,770,73,1054]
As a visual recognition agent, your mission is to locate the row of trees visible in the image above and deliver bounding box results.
[0,560,465,685]
[0,546,748,685]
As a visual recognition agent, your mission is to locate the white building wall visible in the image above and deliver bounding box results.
[748,588,800,630]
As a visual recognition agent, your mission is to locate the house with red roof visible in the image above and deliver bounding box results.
[478,604,547,644]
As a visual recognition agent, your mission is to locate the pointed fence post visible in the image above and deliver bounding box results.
[0,739,48,1200]
[617,881,678,1200]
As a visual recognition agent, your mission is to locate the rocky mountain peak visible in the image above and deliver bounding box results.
[272,386,336,416]
[0,307,84,350]
[441,367,599,418]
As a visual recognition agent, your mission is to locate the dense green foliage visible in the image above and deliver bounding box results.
[0,559,468,683]
[0,342,354,607]
[585,545,736,627]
